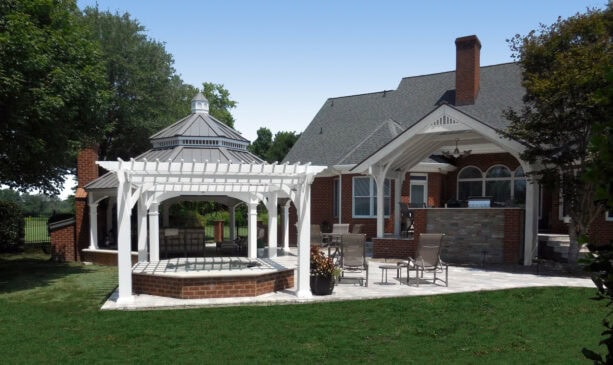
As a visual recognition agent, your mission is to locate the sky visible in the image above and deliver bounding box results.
[59,0,606,198]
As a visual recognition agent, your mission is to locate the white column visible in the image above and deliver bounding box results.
[267,192,278,257]
[338,174,342,223]
[116,173,133,304]
[393,173,404,237]
[247,198,258,259]
[137,199,148,262]
[148,203,160,262]
[295,181,313,298]
[88,199,99,249]
[371,165,387,238]
[229,204,237,241]
[283,201,290,252]
[523,181,539,265]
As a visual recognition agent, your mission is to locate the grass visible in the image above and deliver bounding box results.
[0,249,606,364]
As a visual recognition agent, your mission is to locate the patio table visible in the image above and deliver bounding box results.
[379,264,401,285]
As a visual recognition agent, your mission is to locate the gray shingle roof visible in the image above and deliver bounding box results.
[151,113,247,142]
[284,62,524,165]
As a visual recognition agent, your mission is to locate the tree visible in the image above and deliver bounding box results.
[504,7,612,265]
[201,82,237,128]
[0,0,109,194]
[249,127,273,160]
[266,131,300,163]
[81,7,196,160]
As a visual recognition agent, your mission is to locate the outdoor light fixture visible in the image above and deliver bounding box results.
[442,138,471,158]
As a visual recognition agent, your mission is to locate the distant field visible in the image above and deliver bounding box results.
[24,217,49,243]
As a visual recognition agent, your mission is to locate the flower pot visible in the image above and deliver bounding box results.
[310,275,335,295]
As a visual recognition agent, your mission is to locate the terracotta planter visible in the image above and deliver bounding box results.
[310,275,335,295]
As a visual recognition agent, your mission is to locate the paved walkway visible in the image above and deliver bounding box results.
[102,252,594,310]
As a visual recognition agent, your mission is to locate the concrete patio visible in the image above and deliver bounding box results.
[102,248,594,310]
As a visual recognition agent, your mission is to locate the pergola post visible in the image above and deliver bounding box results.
[267,192,278,257]
[283,200,290,252]
[116,172,133,304]
[137,199,148,262]
[88,196,99,249]
[148,202,160,262]
[393,172,404,236]
[247,198,258,259]
[295,180,313,298]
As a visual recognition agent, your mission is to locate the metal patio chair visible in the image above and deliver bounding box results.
[338,233,368,287]
[406,233,448,287]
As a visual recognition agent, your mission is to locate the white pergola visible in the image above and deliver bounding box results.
[96,159,325,304]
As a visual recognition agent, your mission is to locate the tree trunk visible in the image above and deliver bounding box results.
[567,222,580,267]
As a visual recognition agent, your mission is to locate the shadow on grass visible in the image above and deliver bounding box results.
[0,252,96,294]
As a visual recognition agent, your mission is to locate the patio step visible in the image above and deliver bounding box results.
[538,234,588,262]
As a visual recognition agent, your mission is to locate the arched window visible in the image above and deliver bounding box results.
[457,164,527,206]
[457,166,483,200]
[513,167,526,205]
[485,165,512,205]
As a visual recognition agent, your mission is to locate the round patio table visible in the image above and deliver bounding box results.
[379,264,401,285]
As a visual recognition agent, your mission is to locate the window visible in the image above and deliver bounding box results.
[458,166,483,201]
[457,165,527,206]
[409,174,428,207]
[352,177,390,218]
[485,165,511,205]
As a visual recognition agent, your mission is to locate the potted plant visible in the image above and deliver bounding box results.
[310,246,340,295]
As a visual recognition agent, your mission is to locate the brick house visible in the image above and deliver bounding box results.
[283,35,613,264]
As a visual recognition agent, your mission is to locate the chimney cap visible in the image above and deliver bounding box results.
[455,35,481,48]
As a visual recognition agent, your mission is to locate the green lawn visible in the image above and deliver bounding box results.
[0,249,606,364]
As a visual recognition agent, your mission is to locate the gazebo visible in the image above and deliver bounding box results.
[87,93,325,304]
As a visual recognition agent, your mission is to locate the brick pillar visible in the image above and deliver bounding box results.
[504,209,524,264]
[74,146,99,261]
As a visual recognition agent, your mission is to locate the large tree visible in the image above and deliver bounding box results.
[504,7,612,264]
[0,0,109,194]
[201,82,237,128]
[248,127,273,160]
[81,7,196,160]
[248,128,300,163]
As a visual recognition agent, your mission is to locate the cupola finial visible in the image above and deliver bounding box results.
[191,92,209,114]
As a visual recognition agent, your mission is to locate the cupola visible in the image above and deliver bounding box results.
[191,92,209,114]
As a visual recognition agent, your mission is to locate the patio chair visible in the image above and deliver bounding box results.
[311,224,323,247]
[332,223,350,234]
[351,224,364,234]
[406,233,448,287]
[338,233,369,287]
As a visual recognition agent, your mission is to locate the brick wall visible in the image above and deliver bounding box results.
[372,238,417,259]
[75,147,100,262]
[81,249,138,266]
[504,209,524,264]
[132,269,294,299]
[49,224,76,261]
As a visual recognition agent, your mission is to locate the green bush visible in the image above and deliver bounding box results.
[0,201,25,251]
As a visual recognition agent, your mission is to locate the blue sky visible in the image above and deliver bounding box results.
[75,0,605,144]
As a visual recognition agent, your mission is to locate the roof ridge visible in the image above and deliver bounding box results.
[328,90,394,102]
[398,61,518,82]
[335,118,401,165]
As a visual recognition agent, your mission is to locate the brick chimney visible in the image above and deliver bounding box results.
[455,35,481,106]
[76,146,99,189]
[75,146,99,262]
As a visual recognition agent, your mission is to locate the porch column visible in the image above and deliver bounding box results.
[88,197,99,249]
[267,192,278,257]
[137,199,148,262]
[393,173,404,236]
[338,174,342,223]
[371,165,387,238]
[523,180,539,265]
[247,198,258,259]
[283,200,290,251]
[295,180,313,298]
[148,203,160,262]
[229,204,237,240]
[116,172,133,304]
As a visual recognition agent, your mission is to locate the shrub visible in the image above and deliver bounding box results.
[0,201,25,251]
